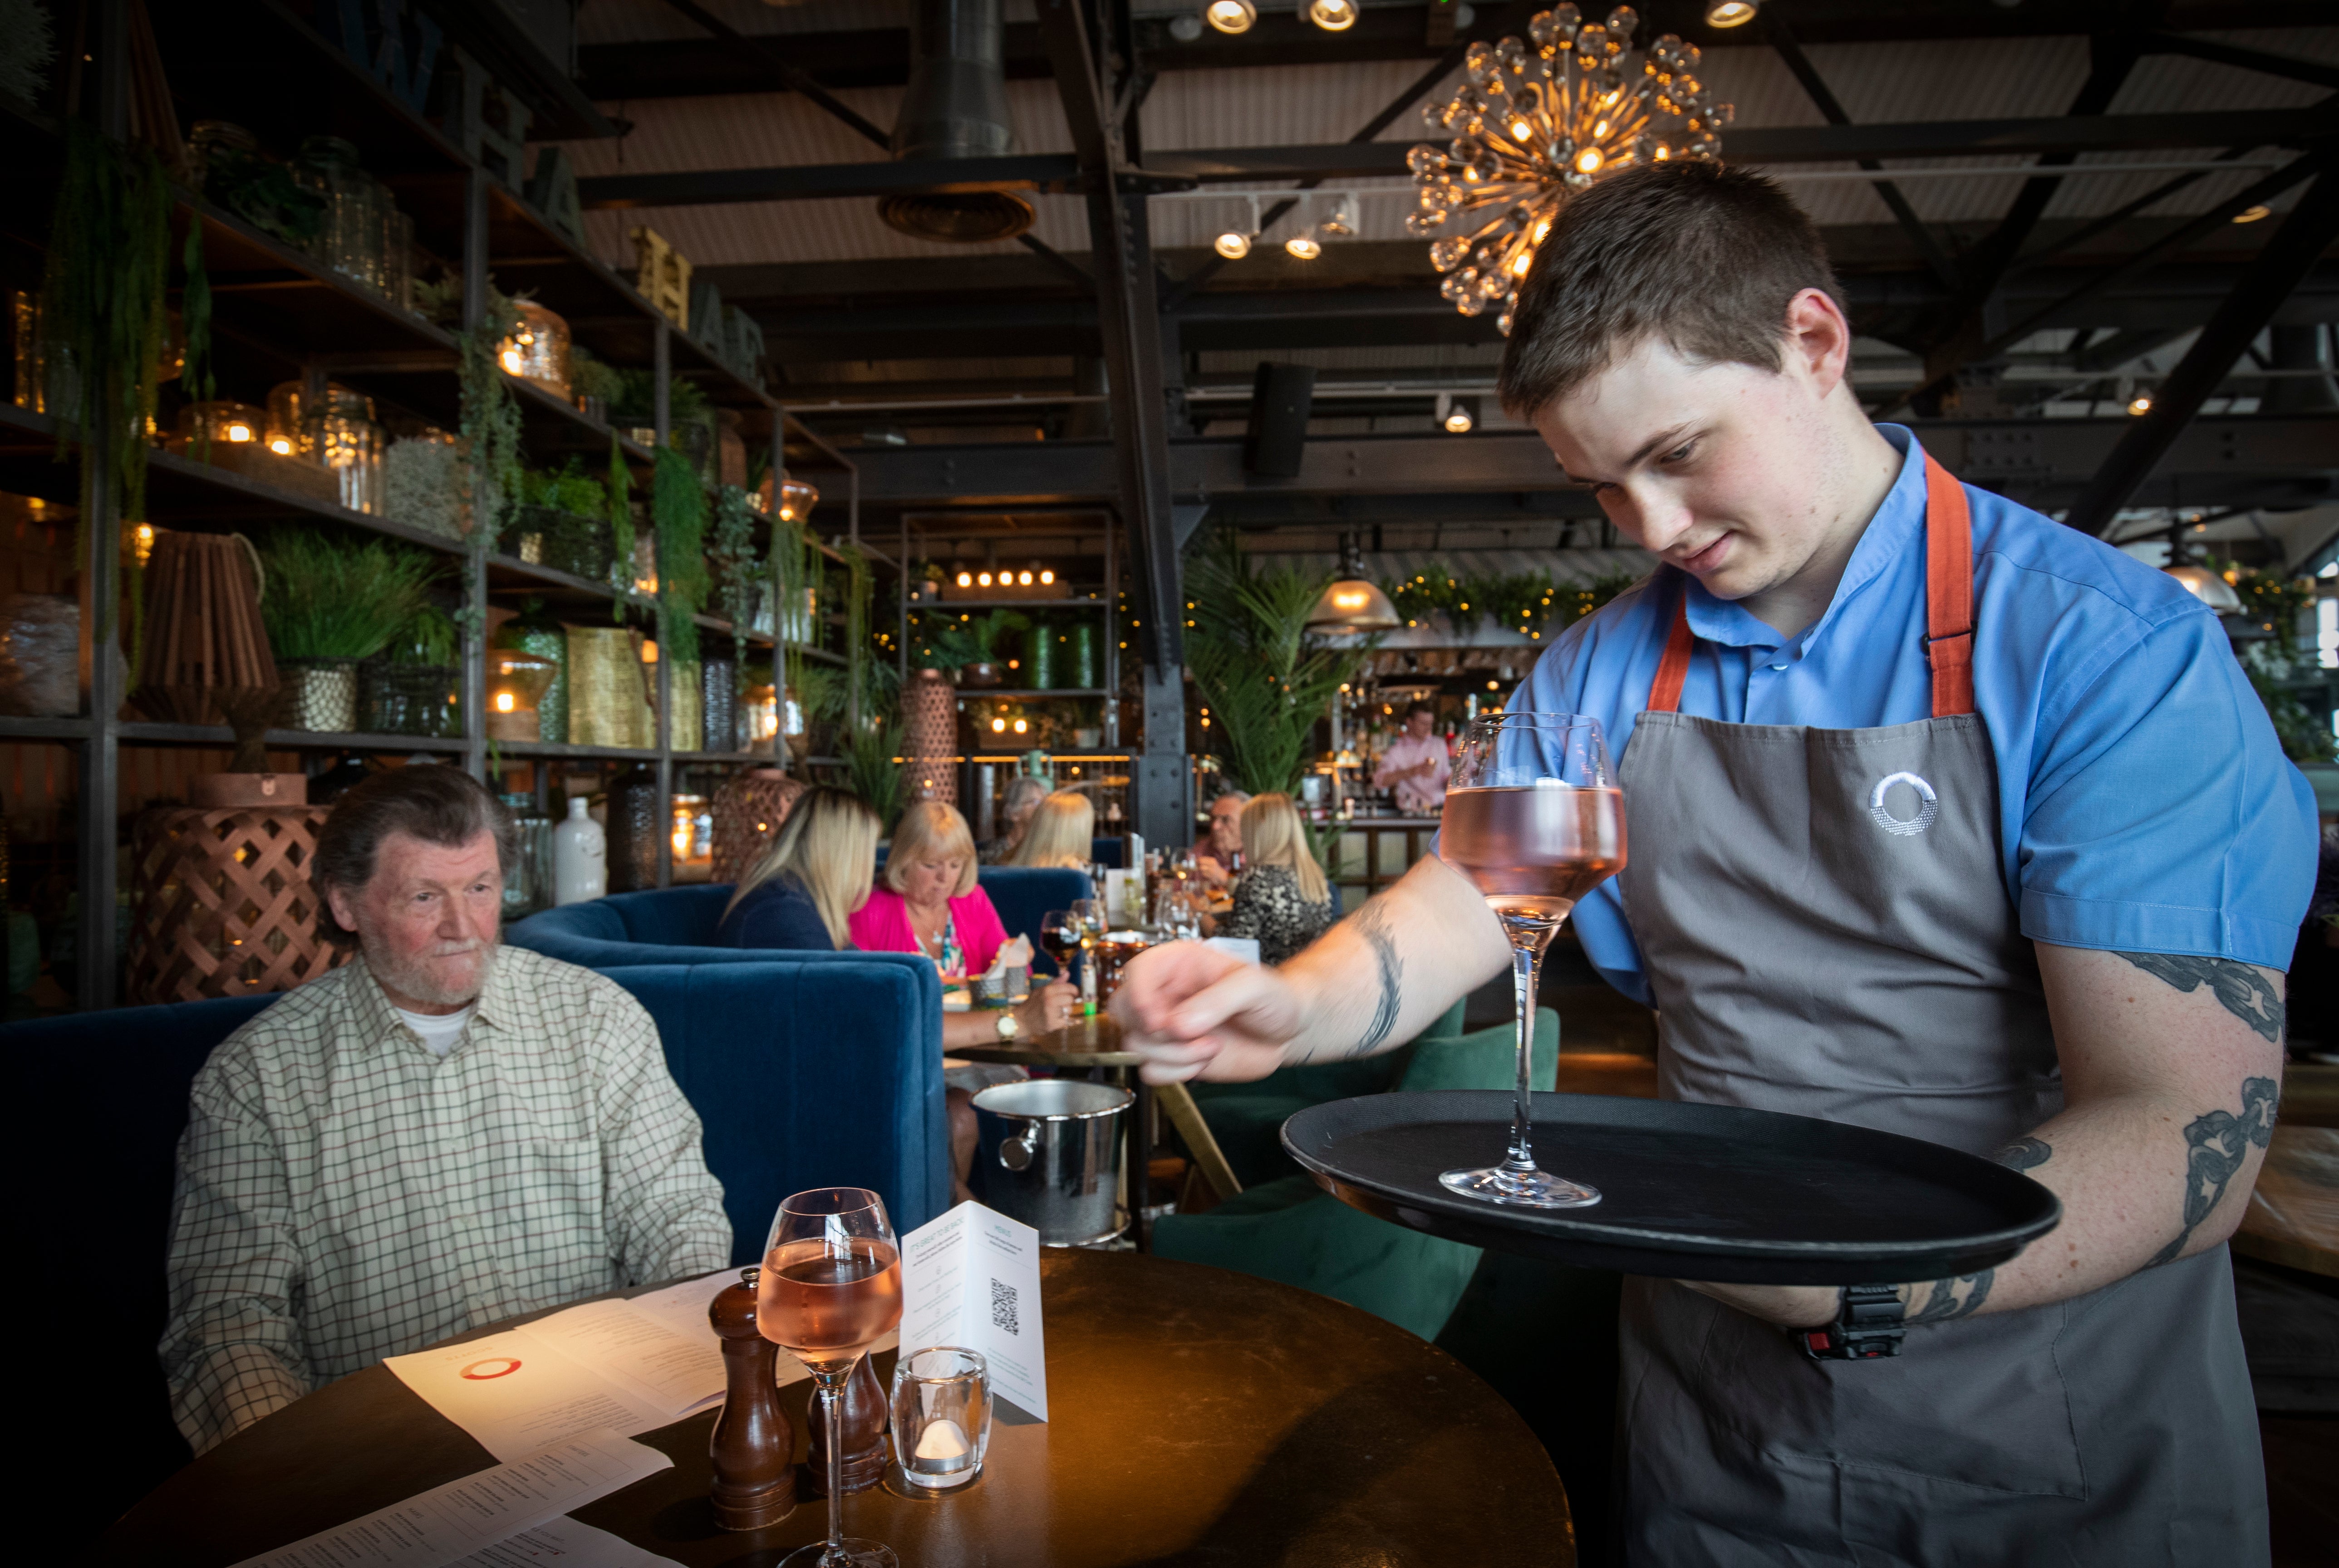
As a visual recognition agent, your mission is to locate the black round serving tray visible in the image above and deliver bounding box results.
[1282,1091,2060,1285]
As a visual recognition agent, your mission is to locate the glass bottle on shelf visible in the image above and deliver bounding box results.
[293,136,379,289]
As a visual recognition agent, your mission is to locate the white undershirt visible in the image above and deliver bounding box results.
[394,1003,476,1057]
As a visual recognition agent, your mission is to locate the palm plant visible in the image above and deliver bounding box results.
[1184,531,1370,797]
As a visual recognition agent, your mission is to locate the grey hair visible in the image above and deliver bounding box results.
[313,766,516,947]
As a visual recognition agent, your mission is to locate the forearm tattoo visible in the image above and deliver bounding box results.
[2147,1076,2279,1267]
[2114,951,2286,1043]
[1904,1271,1995,1323]
[1347,898,1404,1058]
[1996,1137,2052,1171]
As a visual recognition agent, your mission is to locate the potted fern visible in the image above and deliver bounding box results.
[502,458,614,581]
[362,605,463,737]
[256,531,438,732]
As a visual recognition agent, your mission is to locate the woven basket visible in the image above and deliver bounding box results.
[569,627,653,749]
[126,806,348,1004]
[667,660,703,752]
[710,769,804,885]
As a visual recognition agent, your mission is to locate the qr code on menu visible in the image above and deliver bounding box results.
[990,1278,1020,1337]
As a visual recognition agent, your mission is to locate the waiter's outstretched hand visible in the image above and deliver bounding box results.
[1111,942,1305,1085]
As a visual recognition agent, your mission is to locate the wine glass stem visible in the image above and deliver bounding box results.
[1504,931,1543,1176]
[820,1374,845,1560]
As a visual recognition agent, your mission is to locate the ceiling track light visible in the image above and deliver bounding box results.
[1205,0,1258,34]
[1440,393,1478,434]
[1705,0,1759,25]
[1214,193,1262,260]
[1285,228,1323,260]
[1304,0,1357,31]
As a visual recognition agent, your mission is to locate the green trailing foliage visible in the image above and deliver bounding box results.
[605,435,636,616]
[651,445,710,668]
[566,343,627,408]
[1383,563,1640,641]
[1186,531,1371,798]
[256,529,441,662]
[39,122,172,611]
[457,282,526,536]
[516,457,606,517]
[710,483,764,654]
[0,0,57,103]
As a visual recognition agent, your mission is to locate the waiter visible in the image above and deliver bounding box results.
[1115,162,2312,1564]
[1371,701,1453,814]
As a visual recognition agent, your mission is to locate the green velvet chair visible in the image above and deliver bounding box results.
[1185,995,1468,1189]
[1152,1008,1559,1343]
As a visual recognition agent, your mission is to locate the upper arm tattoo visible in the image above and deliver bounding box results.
[2147,1075,2280,1267]
[1904,1270,1994,1323]
[2114,952,2285,1043]
[1348,898,1404,1058]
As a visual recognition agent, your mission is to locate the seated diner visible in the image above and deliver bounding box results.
[1005,789,1096,870]
[1210,791,1337,965]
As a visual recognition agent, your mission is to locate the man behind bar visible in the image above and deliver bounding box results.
[160,767,730,1452]
[1116,162,2312,1562]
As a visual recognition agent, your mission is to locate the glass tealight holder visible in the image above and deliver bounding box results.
[888,1347,990,1497]
[498,299,572,398]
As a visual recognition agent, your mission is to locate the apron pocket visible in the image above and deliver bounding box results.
[1686,1284,2086,1499]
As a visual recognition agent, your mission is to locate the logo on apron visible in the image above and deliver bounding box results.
[1867,771,1939,836]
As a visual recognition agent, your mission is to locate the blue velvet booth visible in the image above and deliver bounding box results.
[5,950,946,1523]
[510,869,1096,975]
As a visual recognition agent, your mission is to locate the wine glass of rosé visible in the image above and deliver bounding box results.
[1434,711,1626,1209]
[757,1187,904,1567]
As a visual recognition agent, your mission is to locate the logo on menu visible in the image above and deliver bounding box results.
[460,1357,524,1380]
[1867,772,1939,837]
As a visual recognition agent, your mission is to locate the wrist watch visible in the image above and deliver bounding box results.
[1798,1284,1905,1360]
[994,1010,1022,1042]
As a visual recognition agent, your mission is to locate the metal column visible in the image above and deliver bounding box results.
[653,322,674,885]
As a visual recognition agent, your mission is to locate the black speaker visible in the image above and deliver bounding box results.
[1243,361,1316,478]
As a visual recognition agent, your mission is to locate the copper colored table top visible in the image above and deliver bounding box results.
[953,1012,1146,1068]
[94,1250,1572,1567]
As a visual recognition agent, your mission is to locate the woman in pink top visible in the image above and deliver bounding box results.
[849,801,1014,978]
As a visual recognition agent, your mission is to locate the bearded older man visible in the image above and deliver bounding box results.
[160,766,730,1453]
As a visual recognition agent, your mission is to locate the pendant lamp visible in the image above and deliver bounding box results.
[2162,526,2243,613]
[1307,537,1401,632]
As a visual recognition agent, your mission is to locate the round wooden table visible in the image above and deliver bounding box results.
[95,1250,1572,1566]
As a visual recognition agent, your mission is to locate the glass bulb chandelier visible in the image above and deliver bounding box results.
[1407,5,1731,334]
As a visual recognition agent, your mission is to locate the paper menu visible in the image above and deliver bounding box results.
[232,1427,670,1568]
[899,1200,1049,1421]
[450,1517,682,1567]
[387,1272,750,1463]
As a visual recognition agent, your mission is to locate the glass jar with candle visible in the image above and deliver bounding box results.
[176,400,269,450]
[497,300,572,398]
[314,385,387,514]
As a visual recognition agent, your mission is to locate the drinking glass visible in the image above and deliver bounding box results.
[1039,907,1082,981]
[889,1347,991,1494]
[1435,712,1627,1208]
[757,1187,904,1567]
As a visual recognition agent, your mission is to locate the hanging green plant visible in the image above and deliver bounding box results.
[1382,564,1467,631]
[651,444,710,667]
[711,482,763,645]
[456,281,526,537]
[39,122,172,628]
[1465,570,1559,640]
[604,434,636,617]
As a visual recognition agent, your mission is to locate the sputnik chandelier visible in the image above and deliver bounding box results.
[1408,5,1733,333]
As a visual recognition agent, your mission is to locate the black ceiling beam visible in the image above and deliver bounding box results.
[575,106,2339,211]
[575,3,2334,101]
[1763,15,1959,293]
[1914,29,2141,400]
[2064,164,2339,535]
[2139,30,2339,92]
[844,416,2339,507]
[1876,155,2326,417]
[1035,0,1181,674]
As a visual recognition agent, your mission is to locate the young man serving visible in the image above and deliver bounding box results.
[1113,162,2313,1563]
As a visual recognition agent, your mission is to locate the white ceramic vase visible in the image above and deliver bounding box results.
[551,795,606,905]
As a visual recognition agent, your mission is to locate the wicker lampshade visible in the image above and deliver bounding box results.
[126,806,349,1004]
[710,768,804,885]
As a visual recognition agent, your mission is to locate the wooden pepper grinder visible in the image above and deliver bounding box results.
[806,1354,889,1495]
[709,1267,796,1530]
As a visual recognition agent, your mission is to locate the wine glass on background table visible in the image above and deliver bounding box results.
[1041,907,1083,983]
[758,1187,904,1567]
[1435,712,1627,1209]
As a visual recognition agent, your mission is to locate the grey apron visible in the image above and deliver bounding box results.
[1610,453,2266,1565]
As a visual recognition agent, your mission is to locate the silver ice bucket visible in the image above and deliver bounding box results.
[971,1078,1133,1247]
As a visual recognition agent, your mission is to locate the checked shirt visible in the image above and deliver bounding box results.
[160,945,732,1452]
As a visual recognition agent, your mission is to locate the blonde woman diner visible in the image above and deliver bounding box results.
[1214,792,1337,965]
[1006,789,1095,870]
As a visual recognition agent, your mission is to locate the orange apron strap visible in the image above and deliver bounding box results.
[1648,598,1695,714]
[1922,455,1976,718]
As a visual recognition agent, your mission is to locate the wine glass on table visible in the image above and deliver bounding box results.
[757,1187,904,1567]
[1435,711,1627,1209]
[1041,906,1084,982]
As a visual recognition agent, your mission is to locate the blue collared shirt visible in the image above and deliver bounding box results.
[1513,425,2319,1005]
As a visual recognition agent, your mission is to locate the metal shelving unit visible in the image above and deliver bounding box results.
[0,3,870,1009]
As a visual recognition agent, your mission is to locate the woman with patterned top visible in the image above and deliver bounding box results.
[1214,792,1336,965]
